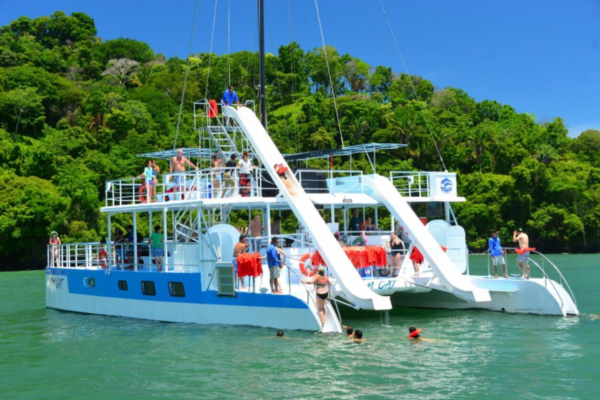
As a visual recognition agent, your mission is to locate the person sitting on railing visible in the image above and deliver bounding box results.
[147,226,164,272]
[49,231,61,267]
[170,149,198,195]
[137,160,155,203]
[489,230,507,279]
[223,154,237,198]
[388,232,403,277]
[237,151,253,197]
[302,266,332,328]
[273,163,296,196]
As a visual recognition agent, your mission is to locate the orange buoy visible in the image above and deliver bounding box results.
[299,252,316,277]
[99,249,108,269]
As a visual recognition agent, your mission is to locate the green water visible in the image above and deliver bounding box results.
[1,254,599,399]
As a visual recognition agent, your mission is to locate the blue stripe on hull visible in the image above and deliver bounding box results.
[46,268,306,309]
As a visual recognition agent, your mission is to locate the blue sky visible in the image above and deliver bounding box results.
[1,0,598,137]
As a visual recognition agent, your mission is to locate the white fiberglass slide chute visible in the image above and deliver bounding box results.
[363,174,491,303]
[224,106,391,311]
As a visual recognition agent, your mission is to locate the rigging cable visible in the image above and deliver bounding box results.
[313,0,345,149]
[203,0,220,100]
[378,0,447,171]
[173,0,201,149]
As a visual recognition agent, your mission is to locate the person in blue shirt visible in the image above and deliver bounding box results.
[266,237,286,293]
[488,230,507,278]
[222,85,241,125]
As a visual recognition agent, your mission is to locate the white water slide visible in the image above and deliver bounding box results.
[363,175,491,302]
[224,106,391,311]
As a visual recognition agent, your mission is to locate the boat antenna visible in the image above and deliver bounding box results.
[173,0,201,149]
[378,0,447,171]
[259,0,267,128]
[314,0,344,149]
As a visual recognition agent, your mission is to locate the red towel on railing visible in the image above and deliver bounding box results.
[410,246,424,265]
[208,99,218,118]
[311,246,388,270]
[252,252,263,276]
[236,253,262,278]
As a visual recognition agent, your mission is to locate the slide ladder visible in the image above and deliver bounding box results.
[224,106,391,311]
[363,174,491,303]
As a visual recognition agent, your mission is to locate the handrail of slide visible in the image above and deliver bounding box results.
[362,174,491,303]
[223,106,391,311]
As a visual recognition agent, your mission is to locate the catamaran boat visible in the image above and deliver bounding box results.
[46,100,578,333]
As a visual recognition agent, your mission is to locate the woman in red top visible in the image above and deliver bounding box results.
[49,231,61,267]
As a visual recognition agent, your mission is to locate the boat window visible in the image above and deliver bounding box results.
[168,282,185,297]
[141,281,156,296]
[118,280,128,291]
[83,277,95,288]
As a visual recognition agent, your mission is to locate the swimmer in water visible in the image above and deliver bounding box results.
[343,325,354,338]
[349,329,366,343]
[409,326,424,340]
[275,330,290,339]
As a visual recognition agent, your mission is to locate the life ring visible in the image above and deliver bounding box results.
[409,328,422,338]
[379,266,391,276]
[139,182,147,203]
[515,247,536,254]
[99,249,108,269]
[299,253,316,277]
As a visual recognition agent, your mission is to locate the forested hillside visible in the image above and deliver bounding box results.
[1,11,599,270]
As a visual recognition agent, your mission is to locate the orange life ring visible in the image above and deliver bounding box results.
[409,328,422,338]
[515,247,536,254]
[139,182,147,203]
[99,249,108,269]
[299,253,316,277]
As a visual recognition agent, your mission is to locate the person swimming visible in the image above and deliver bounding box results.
[409,326,422,340]
[344,325,354,338]
[350,329,366,343]
[276,330,284,337]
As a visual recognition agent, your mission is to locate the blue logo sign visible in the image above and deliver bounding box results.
[440,178,453,194]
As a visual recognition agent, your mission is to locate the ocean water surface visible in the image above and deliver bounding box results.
[1,254,599,399]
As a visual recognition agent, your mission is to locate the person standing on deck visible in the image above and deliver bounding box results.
[271,216,282,236]
[137,160,155,203]
[170,149,197,194]
[237,151,253,197]
[266,237,285,294]
[49,231,61,267]
[513,228,531,279]
[489,230,507,279]
[349,209,362,233]
[233,234,250,289]
[148,226,164,272]
[222,85,241,125]
[248,214,264,253]
[222,154,237,198]
[151,160,160,202]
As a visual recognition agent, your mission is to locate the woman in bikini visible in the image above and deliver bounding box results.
[388,232,404,277]
[49,231,61,267]
[301,266,332,327]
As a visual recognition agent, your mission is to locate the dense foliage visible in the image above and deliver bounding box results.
[1,11,598,270]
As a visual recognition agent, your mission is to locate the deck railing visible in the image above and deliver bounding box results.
[294,169,364,195]
[389,171,431,197]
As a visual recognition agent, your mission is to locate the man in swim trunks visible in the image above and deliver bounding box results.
[170,149,197,194]
[233,234,250,288]
[513,228,530,279]
[266,237,285,293]
[488,230,507,279]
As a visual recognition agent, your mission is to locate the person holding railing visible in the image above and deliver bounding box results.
[489,230,507,279]
[301,266,332,328]
[49,231,61,267]
[222,85,241,126]
[513,228,532,279]
[137,160,155,203]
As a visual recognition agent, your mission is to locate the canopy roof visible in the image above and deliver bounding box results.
[283,143,406,162]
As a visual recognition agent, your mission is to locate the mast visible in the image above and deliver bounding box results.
[259,0,267,128]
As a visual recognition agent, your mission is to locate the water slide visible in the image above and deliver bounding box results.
[224,106,391,311]
[363,175,491,303]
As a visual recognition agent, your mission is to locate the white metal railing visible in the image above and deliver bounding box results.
[47,242,201,272]
[294,169,364,195]
[389,171,431,197]
[105,166,270,206]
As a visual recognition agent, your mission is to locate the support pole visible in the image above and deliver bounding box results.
[107,214,112,268]
[133,212,138,271]
[164,208,169,272]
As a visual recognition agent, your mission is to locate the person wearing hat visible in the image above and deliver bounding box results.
[49,231,61,267]
[513,228,531,279]
[233,234,250,288]
[266,237,286,294]
[301,265,332,328]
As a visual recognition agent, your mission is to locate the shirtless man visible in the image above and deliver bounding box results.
[513,228,530,279]
[233,234,250,288]
[170,149,197,193]
[248,214,264,253]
